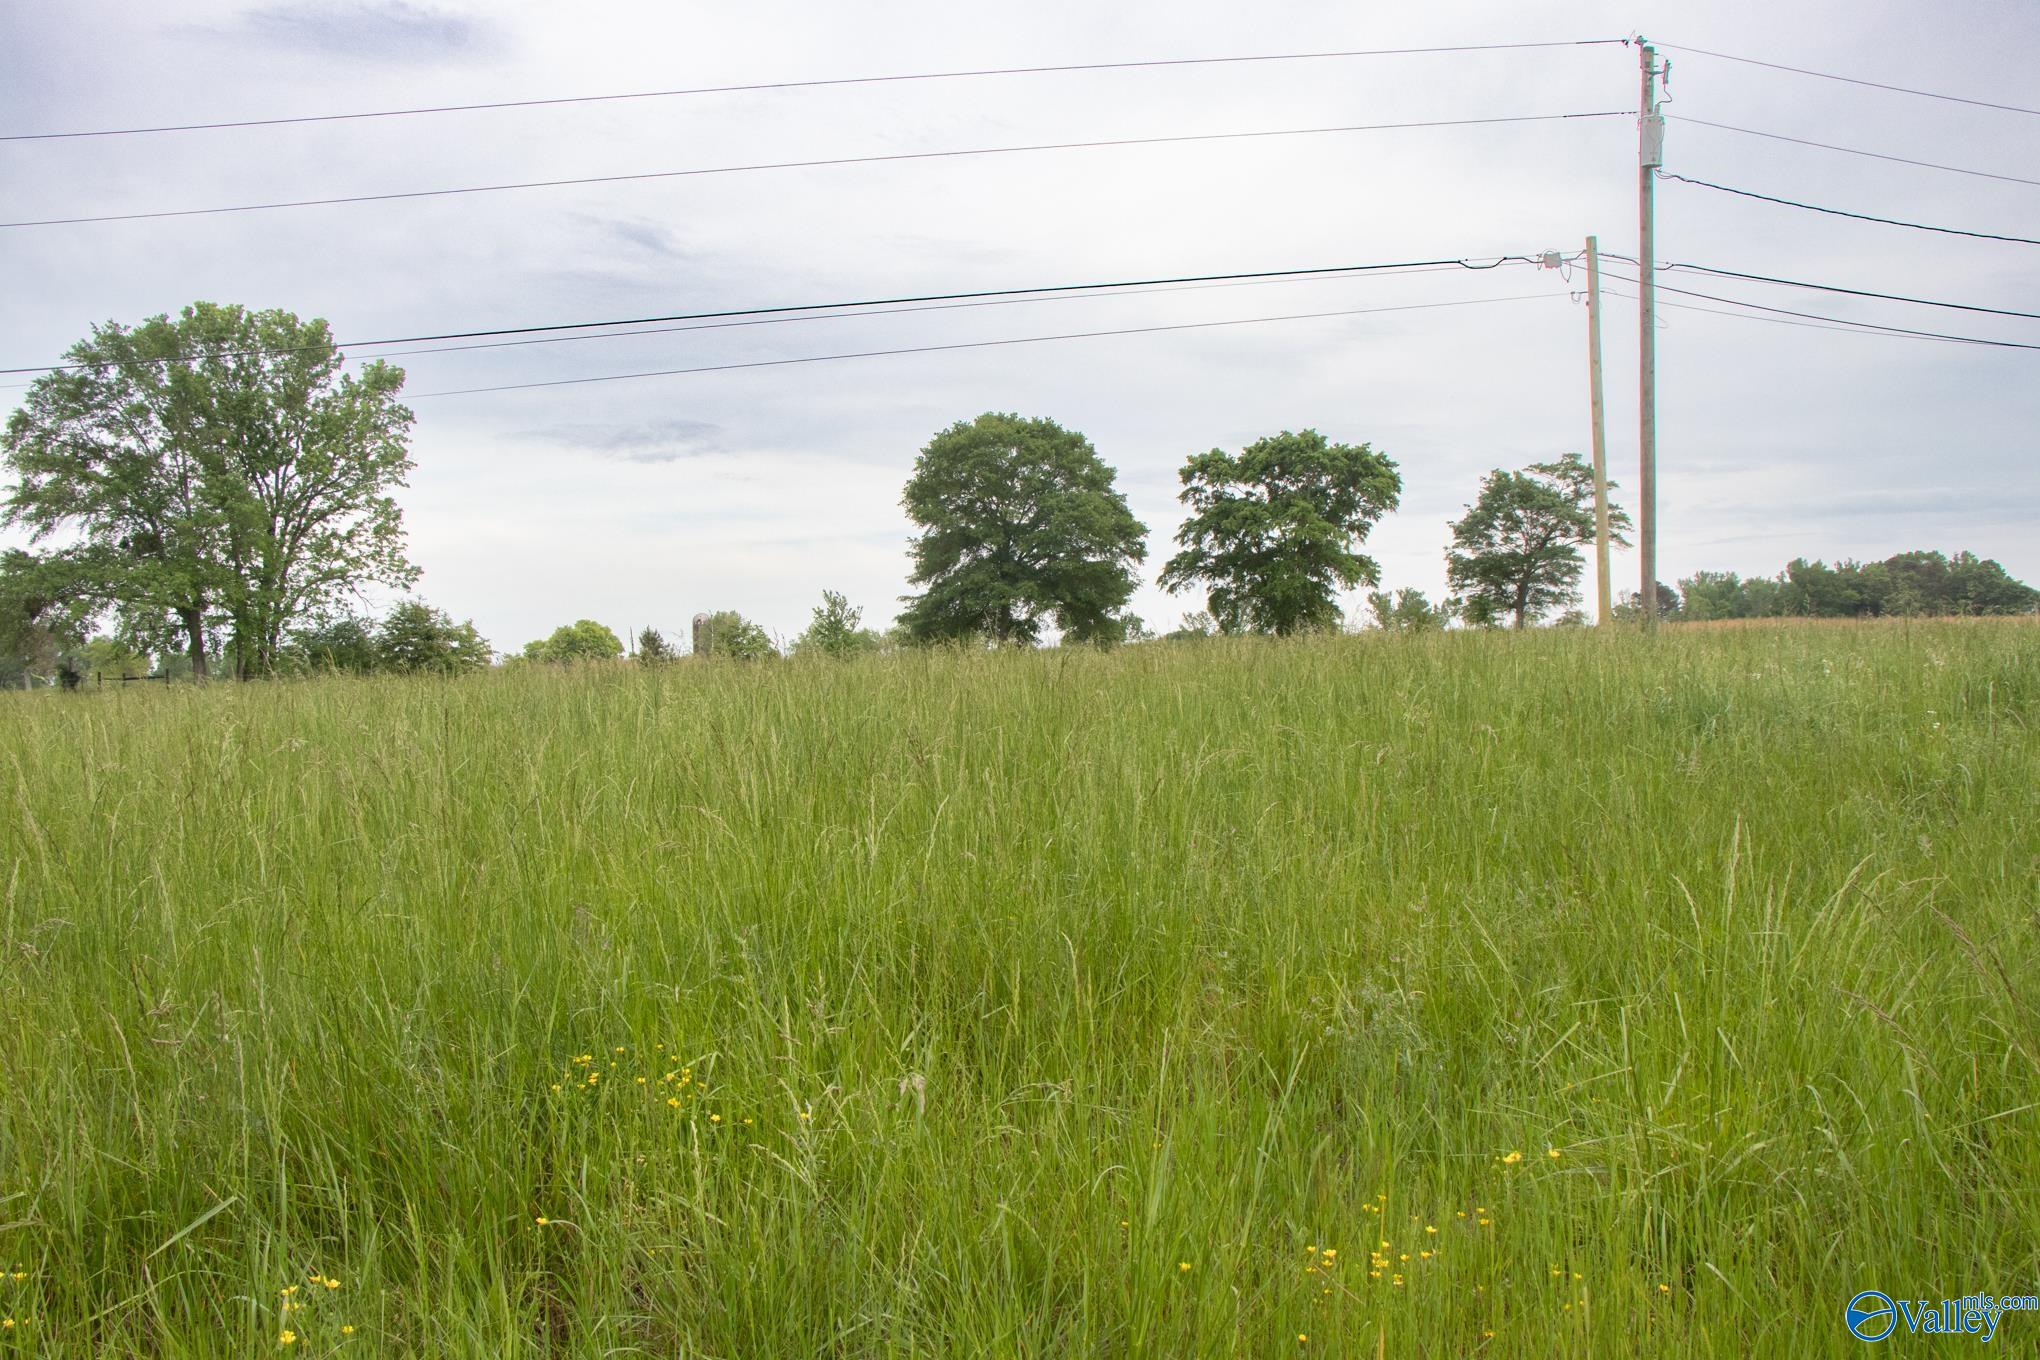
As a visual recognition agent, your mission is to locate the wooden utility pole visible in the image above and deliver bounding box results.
[1584,234,1612,625]
[1637,41,1665,630]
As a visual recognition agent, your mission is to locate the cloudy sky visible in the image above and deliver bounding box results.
[4,1,2036,650]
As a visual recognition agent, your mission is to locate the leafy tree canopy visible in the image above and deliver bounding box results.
[377,601,491,673]
[793,591,883,657]
[523,619,623,663]
[1367,587,1453,633]
[1160,429,1401,635]
[1446,453,1632,629]
[634,627,676,664]
[1678,551,2035,621]
[900,413,1146,646]
[3,303,417,678]
[697,610,778,660]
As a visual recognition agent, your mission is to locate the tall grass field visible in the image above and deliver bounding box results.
[2,621,2036,1357]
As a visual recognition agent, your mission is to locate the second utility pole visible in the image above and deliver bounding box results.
[1637,39,1665,630]
[1584,235,1612,625]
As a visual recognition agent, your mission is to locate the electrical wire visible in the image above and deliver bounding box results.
[1599,272,2040,350]
[0,256,1537,376]
[1655,171,2040,245]
[355,264,1492,363]
[0,39,1631,142]
[0,111,1627,229]
[1656,42,2040,119]
[1671,115,2040,188]
[1604,253,2040,322]
[406,292,1566,399]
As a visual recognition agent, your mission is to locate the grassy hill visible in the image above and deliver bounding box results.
[2,620,2035,1356]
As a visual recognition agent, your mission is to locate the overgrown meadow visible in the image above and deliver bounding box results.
[2,621,2035,1357]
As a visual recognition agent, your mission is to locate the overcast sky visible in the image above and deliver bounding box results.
[4,1,2036,650]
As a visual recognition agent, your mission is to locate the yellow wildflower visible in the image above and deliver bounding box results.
[1178,1262,1191,1272]
[1548,1147,1562,1160]
[279,1332,297,1346]
[1500,1150,1523,1165]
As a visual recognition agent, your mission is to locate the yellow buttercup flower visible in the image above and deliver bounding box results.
[1500,1150,1523,1165]
[279,1332,297,1346]
[1547,1147,1562,1159]
[1178,1262,1191,1272]
[342,1324,356,1335]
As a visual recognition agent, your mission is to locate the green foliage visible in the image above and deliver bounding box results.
[1446,452,1632,629]
[1367,587,1453,633]
[289,604,490,675]
[377,602,491,674]
[900,413,1146,645]
[1678,551,2036,621]
[1679,570,1784,621]
[635,627,675,664]
[0,549,93,683]
[1161,429,1401,635]
[290,616,381,673]
[697,610,777,660]
[1613,580,1683,624]
[792,591,882,658]
[523,619,623,663]
[67,635,154,679]
[1160,609,1218,641]
[0,623,2033,1354]
[2,303,417,678]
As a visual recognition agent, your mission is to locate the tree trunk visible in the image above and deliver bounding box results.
[181,608,209,680]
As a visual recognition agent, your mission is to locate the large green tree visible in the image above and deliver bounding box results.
[1159,429,1400,635]
[900,413,1146,645]
[1446,453,1632,629]
[377,601,491,673]
[523,619,623,663]
[3,304,417,678]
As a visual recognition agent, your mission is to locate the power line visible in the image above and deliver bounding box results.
[1656,171,2040,246]
[406,292,1565,399]
[0,256,1535,376]
[355,264,1493,362]
[1672,115,2040,188]
[1651,294,2038,347]
[0,40,1630,142]
[1603,253,2040,322]
[1599,272,2040,350]
[1598,285,1965,341]
[1655,42,2040,119]
[0,111,1627,230]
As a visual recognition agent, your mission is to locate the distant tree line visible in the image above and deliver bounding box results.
[1674,552,2036,621]
[7,302,2032,689]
